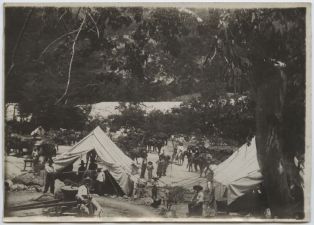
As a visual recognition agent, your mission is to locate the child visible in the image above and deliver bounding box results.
[147,161,154,181]
[151,177,159,200]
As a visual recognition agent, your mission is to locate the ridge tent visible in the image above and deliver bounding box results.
[213,137,263,205]
[162,137,263,206]
[53,126,139,195]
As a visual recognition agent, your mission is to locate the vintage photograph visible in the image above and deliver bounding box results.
[3,3,310,222]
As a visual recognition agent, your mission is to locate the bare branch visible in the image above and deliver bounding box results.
[203,47,217,67]
[87,12,100,38]
[38,29,79,59]
[208,47,217,64]
[58,10,67,22]
[7,8,33,77]
[55,16,86,105]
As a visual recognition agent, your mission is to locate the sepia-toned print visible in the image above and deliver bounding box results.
[3,3,310,222]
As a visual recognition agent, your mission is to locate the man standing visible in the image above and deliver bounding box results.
[156,156,165,178]
[140,157,147,179]
[203,174,217,217]
[147,161,154,182]
[162,155,171,176]
[77,160,86,182]
[43,158,56,194]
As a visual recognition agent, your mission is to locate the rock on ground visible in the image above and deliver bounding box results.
[12,172,44,186]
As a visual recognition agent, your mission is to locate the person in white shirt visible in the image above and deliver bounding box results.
[203,175,217,217]
[43,158,56,194]
[76,177,103,216]
[187,185,204,217]
[76,178,90,202]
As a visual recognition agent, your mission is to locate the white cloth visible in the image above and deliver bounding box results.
[96,171,106,182]
[45,164,56,174]
[77,185,88,198]
[196,191,204,203]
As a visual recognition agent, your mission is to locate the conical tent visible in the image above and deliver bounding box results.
[213,137,263,204]
[53,126,139,195]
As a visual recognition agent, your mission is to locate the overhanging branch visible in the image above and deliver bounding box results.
[38,29,79,59]
[55,15,86,105]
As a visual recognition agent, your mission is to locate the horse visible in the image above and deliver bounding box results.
[198,153,213,177]
[130,147,148,164]
[184,151,194,172]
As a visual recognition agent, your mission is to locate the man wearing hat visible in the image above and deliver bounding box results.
[43,158,56,194]
[187,185,204,217]
[77,160,86,182]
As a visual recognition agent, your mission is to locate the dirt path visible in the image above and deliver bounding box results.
[141,142,206,188]
[95,197,159,218]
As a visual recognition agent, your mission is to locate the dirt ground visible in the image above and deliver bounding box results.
[4,143,218,220]
[140,141,207,188]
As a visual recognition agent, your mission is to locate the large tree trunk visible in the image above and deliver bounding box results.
[254,62,296,218]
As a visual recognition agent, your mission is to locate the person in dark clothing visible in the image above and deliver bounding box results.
[43,158,56,194]
[147,161,154,181]
[162,155,171,176]
[78,160,86,182]
[156,156,165,178]
[88,159,98,192]
[151,177,159,200]
[95,168,106,196]
[140,157,147,178]
[88,160,98,171]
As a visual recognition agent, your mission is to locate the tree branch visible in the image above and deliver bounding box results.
[55,16,86,105]
[203,47,217,67]
[38,29,79,59]
[87,12,100,38]
[7,8,33,77]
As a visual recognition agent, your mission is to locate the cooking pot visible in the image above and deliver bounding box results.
[61,186,78,201]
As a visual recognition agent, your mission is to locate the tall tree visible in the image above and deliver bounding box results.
[200,8,306,217]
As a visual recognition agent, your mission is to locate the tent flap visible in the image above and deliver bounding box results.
[213,137,263,204]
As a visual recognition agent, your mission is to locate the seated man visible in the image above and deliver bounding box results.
[187,185,204,217]
[76,177,103,217]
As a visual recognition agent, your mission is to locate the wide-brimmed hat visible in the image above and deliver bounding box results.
[152,177,159,180]
[83,177,92,183]
[193,185,203,191]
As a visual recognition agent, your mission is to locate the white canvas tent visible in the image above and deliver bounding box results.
[53,126,139,195]
[213,137,263,204]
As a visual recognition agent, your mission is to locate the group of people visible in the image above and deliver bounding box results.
[43,152,109,197]
[42,158,103,216]
[77,158,110,196]
[139,153,172,181]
